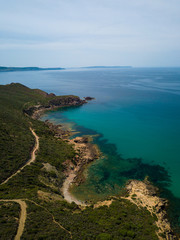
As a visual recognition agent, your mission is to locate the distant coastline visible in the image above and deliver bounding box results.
[0,66,65,72]
[81,66,132,69]
[0,65,133,73]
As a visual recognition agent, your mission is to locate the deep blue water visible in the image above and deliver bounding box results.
[1,67,180,226]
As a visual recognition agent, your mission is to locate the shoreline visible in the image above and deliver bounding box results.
[29,96,100,206]
[125,179,176,240]
[23,93,87,120]
[61,136,100,205]
[30,98,177,239]
[61,169,86,206]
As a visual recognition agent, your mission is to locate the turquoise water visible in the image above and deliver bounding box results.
[1,67,180,225]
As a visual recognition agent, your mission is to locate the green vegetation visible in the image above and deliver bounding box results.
[0,83,159,239]
[0,202,19,240]
[22,199,158,240]
[0,83,78,182]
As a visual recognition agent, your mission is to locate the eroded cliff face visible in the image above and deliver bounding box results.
[48,96,85,107]
[23,95,86,119]
[125,180,177,240]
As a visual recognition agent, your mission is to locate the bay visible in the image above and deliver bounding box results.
[1,67,180,226]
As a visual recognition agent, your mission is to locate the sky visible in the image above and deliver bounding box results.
[0,0,180,67]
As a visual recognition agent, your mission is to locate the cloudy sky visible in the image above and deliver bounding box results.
[0,0,180,67]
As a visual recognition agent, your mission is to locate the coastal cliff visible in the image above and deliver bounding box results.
[24,92,86,119]
[125,180,176,240]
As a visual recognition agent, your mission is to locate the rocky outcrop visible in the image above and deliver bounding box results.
[63,137,100,185]
[49,96,85,107]
[125,180,177,240]
[84,97,95,101]
[73,136,89,144]
[44,120,71,139]
[23,95,86,120]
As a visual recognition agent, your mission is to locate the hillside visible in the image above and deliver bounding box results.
[0,83,161,239]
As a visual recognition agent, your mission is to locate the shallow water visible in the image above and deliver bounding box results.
[1,67,180,226]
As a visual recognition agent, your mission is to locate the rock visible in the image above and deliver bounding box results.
[44,121,70,139]
[49,96,85,107]
[84,97,95,101]
[24,95,86,119]
[73,137,89,143]
[125,180,177,240]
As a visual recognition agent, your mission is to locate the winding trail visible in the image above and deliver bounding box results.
[0,198,72,240]
[0,127,39,186]
[0,127,38,240]
[0,199,27,240]
[0,127,72,239]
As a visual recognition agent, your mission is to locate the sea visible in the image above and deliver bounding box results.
[1,67,180,227]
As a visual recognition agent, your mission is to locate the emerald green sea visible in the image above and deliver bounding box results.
[1,67,180,226]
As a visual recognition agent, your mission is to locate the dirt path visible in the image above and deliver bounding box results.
[0,128,39,239]
[1,127,39,185]
[0,198,72,240]
[0,199,27,240]
[0,128,72,239]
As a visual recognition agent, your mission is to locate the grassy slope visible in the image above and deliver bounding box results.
[0,83,158,240]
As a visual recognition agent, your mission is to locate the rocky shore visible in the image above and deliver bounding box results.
[25,91,99,205]
[44,120,71,139]
[62,136,100,205]
[125,179,177,240]
[24,92,87,120]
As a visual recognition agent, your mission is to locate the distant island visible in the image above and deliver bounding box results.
[0,66,65,72]
[82,66,132,69]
